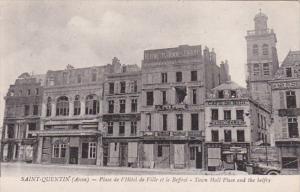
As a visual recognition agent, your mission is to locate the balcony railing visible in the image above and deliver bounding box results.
[154,104,187,111]
[278,108,300,117]
[209,120,246,127]
[247,28,273,36]
[141,130,203,138]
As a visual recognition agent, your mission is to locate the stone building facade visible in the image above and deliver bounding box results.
[140,45,229,169]
[204,81,271,171]
[102,57,142,167]
[245,11,279,110]
[33,65,107,165]
[1,73,44,162]
[270,51,300,173]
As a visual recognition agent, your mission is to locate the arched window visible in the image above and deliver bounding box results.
[85,95,99,115]
[46,97,52,117]
[252,44,258,55]
[262,44,269,55]
[56,96,69,116]
[74,95,81,115]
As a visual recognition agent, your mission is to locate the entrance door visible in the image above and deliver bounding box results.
[69,147,78,164]
[196,148,202,169]
[103,143,109,166]
[119,143,128,167]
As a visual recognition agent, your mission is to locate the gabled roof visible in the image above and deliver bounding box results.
[212,81,246,91]
[281,50,300,67]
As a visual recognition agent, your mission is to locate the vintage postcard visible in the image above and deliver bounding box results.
[0,1,299,192]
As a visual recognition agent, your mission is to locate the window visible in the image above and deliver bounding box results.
[192,89,197,104]
[176,72,182,82]
[253,44,258,55]
[263,63,270,75]
[191,113,199,130]
[107,122,113,135]
[119,122,125,136]
[224,110,231,120]
[46,97,52,117]
[146,91,153,106]
[56,96,69,116]
[131,98,137,112]
[108,100,114,113]
[237,130,245,142]
[262,44,269,55]
[230,90,237,98]
[7,124,15,138]
[157,145,163,157]
[218,90,224,98]
[109,83,114,94]
[286,67,292,77]
[82,142,96,159]
[92,72,97,82]
[175,87,187,104]
[176,114,183,131]
[224,130,232,142]
[24,105,30,116]
[161,73,168,83]
[53,144,60,158]
[74,95,81,115]
[77,75,81,83]
[286,91,297,108]
[211,130,219,142]
[131,80,137,93]
[122,66,127,73]
[35,88,39,95]
[33,105,38,115]
[163,114,168,131]
[119,99,126,113]
[52,144,66,158]
[282,157,298,169]
[288,117,299,138]
[120,81,126,93]
[191,71,197,81]
[253,64,260,76]
[28,123,36,131]
[236,110,244,121]
[131,121,137,135]
[85,95,99,115]
[211,109,219,120]
[146,113,151,130]
[88,142,96,159]
[27,89,31,96]
[162,91,167,105]
[190,147,197,160]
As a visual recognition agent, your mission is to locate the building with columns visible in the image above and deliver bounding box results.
[270,50,300,173]
[32,65,107,165]
[204,81,271,171]
[1,73,44,162]
[245,11,279,110]
[102,57,142,167]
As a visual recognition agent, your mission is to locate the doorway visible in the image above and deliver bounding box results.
[196,148,202,169]
[69,147,78,164]
[119,143,128,167]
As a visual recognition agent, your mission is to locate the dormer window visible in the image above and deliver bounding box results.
[262,44,269,55]
[230,90,237,98]
[218,90,224,98]
[252,44,258,55]
[286,67,292,77]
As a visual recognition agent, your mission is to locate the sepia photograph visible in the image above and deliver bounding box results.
[0,1,299,191]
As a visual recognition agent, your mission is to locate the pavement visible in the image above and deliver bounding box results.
[0,162,248,176]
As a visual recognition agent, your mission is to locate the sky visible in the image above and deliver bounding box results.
[0,1,299,125]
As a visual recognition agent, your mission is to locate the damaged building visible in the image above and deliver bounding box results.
[140,45,230,169]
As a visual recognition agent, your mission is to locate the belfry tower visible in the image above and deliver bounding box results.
[245,10,279,109]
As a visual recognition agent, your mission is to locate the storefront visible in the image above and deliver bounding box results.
[205,142,250,171]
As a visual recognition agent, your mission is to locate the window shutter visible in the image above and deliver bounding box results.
[282,117,288,139]
[279,91,285,109]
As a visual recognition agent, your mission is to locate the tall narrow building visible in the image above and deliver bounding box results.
[245,11,279,109]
